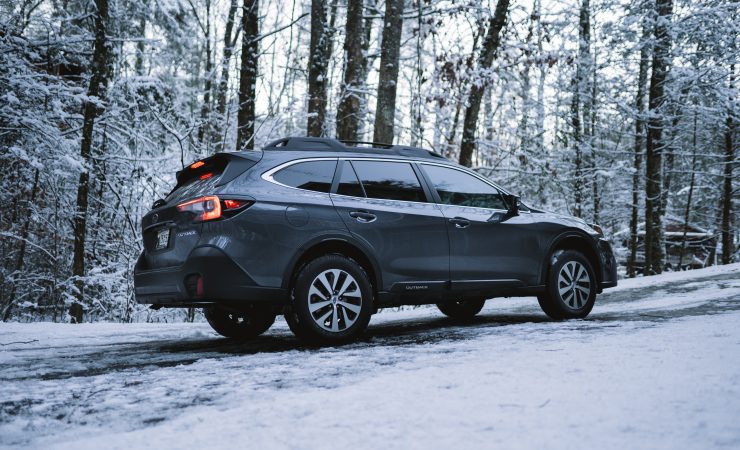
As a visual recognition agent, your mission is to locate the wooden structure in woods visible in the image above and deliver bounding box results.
[617,216,717,271]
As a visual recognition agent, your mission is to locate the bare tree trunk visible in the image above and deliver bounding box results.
[410,0,424,146]
[237,0,259,150]
[458,0,510,167]
[307,0,331,136]
[2,170,40,321]
[445,25,483,160]
[627,24,651,278]
[358,0,378,140]
[373,0,404,144]
[445,101,462,158]
[214,0,238,151]
[643,0,673,276]
[569,0,591,218]
[197,0,213,148]
[590,53,599,224]
[484,88,494,161]
[516,3,536,160]
[336,0,366,142]
[534,0,545,160]
[659,113,680,217]
[71,0,111,323]
[721,62,735,264]
[570,79,583,217]
[679,109,698,268]
[135,12,146,76]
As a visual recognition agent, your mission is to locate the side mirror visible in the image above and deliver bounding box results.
[502,194,520,216]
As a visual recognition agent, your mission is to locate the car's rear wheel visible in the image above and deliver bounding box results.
[289,254,373,344]
[537,250,596,320]
[436,299,485,319]
[203,305,276,339]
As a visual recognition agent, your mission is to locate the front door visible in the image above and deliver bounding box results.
[419,163,540,287]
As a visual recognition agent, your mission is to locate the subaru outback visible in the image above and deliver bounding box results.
[134,137,617,343]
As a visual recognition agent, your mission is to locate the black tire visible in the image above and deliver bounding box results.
[282,305,310,340]
[537,249,597,320]
[290,254,373,344]
[436,299,485,319]
[203,305,276,339]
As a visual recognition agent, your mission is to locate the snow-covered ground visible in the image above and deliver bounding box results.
[2,264,740,450]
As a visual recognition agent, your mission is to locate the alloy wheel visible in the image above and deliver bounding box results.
[307,269,363,332]
[557,261,591,309]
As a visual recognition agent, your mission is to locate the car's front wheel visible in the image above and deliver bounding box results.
[537,250,596,320]
[436,299,485,319]
[289,254,373,344]
[203,305,276,339]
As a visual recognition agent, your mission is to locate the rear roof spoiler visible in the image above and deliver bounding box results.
[176,152,262,187]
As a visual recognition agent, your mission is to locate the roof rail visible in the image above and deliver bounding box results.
[263,137,346,151]
[263,136,446,160]
[338,139,393,149]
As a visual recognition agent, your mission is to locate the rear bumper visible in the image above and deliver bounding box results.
[134,246,288,306]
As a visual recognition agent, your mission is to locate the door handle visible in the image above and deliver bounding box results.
[349,211,377,223]
[449,217,470,229]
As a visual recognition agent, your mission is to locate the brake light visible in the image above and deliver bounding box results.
[223,199,249,209]
[190,161,205,169]
[199,172,213,180]
[177,196,222,221]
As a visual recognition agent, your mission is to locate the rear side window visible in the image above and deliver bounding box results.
[337,162,365,197]
[422,164,507,210]
[352,161,426,202]
[273,160,337,193]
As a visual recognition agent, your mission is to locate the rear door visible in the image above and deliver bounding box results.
[419,163,540,287]
[330,160,449,292]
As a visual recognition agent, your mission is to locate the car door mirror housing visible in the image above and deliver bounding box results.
[502,194,520,216]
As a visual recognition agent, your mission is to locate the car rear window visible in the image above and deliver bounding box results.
[165,154,258,205]
[351,161,426,202]
[272,160,337,193]
[165,175,222,204]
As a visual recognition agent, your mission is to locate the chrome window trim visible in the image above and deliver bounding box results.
[261,156,519,212]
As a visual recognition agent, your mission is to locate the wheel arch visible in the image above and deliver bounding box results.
[541,231,602,286]
[282,235,382,296]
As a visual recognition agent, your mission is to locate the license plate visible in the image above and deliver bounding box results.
[155,228,170,250]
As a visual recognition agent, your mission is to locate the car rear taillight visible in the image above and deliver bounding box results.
[177,195,252,222]
[177,196,221,221]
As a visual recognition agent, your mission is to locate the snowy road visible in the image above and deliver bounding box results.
[2,265,740,450]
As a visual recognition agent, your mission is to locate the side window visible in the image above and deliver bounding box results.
[422,164,507,210]
[272,160,337,193]
[352,161,426,202]
[337,162,365,197]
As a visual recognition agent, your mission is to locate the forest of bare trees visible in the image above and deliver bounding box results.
[0,0,737,322]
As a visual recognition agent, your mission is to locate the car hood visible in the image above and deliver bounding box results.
[532,209,599,236]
